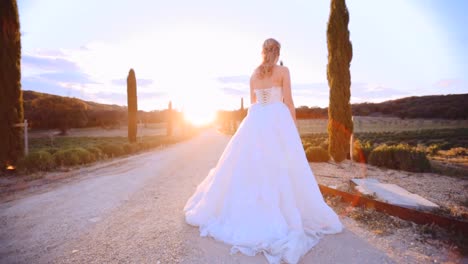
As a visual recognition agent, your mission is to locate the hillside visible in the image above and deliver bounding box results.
[296,93,468,119]
[22,90,179,130]
[23,90,125,112]
[352,93,468,119]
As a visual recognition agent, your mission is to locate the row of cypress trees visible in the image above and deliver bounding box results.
[1,0,353,169]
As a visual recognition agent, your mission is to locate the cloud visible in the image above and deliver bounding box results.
[434,79,463,89]
[86,91,167,107]
[220,87,246,96]
[350,82,409,102]
[38,72,98,85]
[217,75,250,84]
[283,81,412,107]
[22,55,80,72]
[22,76,85,98]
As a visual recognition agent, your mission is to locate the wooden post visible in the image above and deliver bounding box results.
[24,120,28,155]
[350,116,354,161]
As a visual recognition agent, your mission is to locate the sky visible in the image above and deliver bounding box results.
[18,0,468,124]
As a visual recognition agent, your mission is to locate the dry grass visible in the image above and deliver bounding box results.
[312,160,468,220]
[324,195,468,259]
[29,123,168,139]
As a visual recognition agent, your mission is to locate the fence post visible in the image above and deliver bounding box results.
[350,116,354,161]
[24,119,29,155]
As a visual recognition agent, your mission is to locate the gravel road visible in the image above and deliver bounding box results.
[0,128,394,264]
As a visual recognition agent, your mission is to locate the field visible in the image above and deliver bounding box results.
[297,116,468,135]
[29,123,169,139]
[298,117,468,178]
[14,122,198,174]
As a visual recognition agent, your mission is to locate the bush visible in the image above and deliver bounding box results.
[73,147,95,164]
[43,147,60,155]
[320,140,329,151]
[368,144,431,172]
[445,147,467,156]
[97,143,124,158]
[123,143,139,154]
[53,148,94,166]
[137,142,151,151]
[86,146,104,160]
[305,146,330,162]
[302,141,313,151]
[352,140,374,163]
[17,151,56,172]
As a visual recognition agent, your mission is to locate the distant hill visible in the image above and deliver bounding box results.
[23,90,125,112]
[22,90,178,130]
[297,93,468,119]
[352,93,468,119]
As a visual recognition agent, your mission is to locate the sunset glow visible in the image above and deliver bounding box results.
[18,0,467,112]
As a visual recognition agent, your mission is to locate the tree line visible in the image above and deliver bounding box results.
[23,90,468,135]
[23,90,183,134]
[297,93,468,120]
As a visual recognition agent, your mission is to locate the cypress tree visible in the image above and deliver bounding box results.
[326,0,353,162]
[0,0,23,168]
[167,101,173,136]
[127,69,137,143]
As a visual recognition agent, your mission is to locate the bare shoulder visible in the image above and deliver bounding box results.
[250,67,260,81]
[273,65,290,76]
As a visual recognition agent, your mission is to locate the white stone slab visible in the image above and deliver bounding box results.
[350,178,380,186]
[351,178,439,210]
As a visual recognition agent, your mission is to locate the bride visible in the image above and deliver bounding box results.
[184,38,343,264]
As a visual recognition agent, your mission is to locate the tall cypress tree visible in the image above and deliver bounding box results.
[167,101,173,136]
[326,0,353,162]
[127,69,137,143]
[0,0,23,168]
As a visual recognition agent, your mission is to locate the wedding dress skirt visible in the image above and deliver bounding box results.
[184,87,343,264]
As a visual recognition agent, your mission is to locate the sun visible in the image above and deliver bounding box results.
[183,107,216,127]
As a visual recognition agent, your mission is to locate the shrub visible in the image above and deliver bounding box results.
[73,147,95,164]
[305,146,330,162]
[97,143,124,158]
[53,148,93,166]
[302,140,313,151]
[445,147,467,156]
[86,146,104,160]
[43,147,60,154]
[320,140,329,151]
[17,151,56,172]
[352,140,374,163]
[123,143,139,154]
[368,144,431,172]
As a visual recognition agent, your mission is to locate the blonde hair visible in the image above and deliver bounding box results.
[257,38,281,79]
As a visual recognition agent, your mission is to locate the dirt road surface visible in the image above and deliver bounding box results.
[0,128,394,264]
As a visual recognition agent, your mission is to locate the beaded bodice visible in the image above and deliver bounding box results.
[254,86,283,105]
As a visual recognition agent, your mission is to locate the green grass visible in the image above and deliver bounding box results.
[17,131,199,174]
[300,128,467,174]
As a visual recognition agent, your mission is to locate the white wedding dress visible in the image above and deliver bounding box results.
[184,86,343,264]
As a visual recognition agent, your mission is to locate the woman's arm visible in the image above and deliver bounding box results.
[282,67,296,122]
